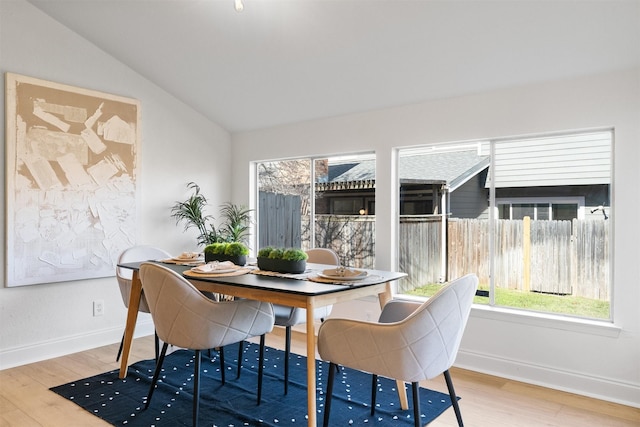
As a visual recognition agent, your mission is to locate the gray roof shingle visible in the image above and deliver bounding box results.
[329,150,489,190]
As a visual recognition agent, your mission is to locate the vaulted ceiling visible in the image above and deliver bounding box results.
[28,0,640,133]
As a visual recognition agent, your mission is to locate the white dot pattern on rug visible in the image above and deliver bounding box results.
[51,344,456,426]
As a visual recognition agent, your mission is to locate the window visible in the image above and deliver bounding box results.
[397,130,612,320]
[497,198,583,220]
[255,153,376,268]
[256,158,312,251]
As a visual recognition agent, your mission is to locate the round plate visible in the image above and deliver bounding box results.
[318,271,367,281]
[172,256,203,262]
[190,266,238,274]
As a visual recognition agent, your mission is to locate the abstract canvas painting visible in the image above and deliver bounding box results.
[5,73,140,286]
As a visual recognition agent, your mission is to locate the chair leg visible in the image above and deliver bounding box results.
[145,342,169,409]
[323,362,336,427]
[412,382,421,427]
[193,350,201,427]
[219,346,226,385]
[284,326,291,395]
[237,340,244,379]
[154,331,159,361]
[116,332,125,362]
[370,374,378,416]
[119,330,160,362]
[257,334,266,405]
[443,370,464,427]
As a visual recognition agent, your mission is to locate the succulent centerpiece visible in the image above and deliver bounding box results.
[203,242,249,266]
[257,246,308,274]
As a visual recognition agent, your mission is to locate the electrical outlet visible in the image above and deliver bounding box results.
[365,311,372,321]
[93,300,104,316]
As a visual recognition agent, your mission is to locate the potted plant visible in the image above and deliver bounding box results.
[203,242,249,266]
[171,182,253,247]
[257,246,308,273]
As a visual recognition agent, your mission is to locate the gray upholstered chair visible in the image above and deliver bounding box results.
[318,273,478,427]
[139,262,275,427]
[115,245,172,361]
[271,248,339,394]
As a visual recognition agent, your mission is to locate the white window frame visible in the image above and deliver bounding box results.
[252,152,376,255]
[495,196,586,220]
[395,129,612,324]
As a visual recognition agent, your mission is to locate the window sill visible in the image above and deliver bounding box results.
[393,294,620,338]
[470,304,621,338]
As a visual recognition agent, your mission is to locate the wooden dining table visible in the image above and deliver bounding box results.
[117,260,407,427]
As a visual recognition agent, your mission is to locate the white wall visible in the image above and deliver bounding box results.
[231,68,640,407]
[0,0,231,368]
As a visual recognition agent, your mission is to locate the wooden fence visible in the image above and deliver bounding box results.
[400,217,610,300]
[398,217,442,288]
[259,192,609,300]
[258,192,302,248]
[259,192,376,268]
[314,215,375,268]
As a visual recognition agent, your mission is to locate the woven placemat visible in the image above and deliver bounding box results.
[160,258,204,266]
[307,274,384,285]
[183,268,251,278]
[250,269,311,280]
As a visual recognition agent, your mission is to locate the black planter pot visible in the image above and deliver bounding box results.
[204,253,247,266]
[257,257,306,274]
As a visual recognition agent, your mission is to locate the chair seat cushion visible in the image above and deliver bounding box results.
[273,304,332,327]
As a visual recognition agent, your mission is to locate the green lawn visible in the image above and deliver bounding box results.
[407,284,610,319]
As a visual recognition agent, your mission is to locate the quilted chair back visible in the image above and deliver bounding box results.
[318,273,478,382]
[306,248,340,265]
[139,262,274,351]
[116,245,171,311]
[274,248,340,325]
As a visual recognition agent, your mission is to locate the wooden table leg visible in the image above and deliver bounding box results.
[378,282,409,410]
[306,300,317,427]
[119,270,142,378]
[395,379,409,410]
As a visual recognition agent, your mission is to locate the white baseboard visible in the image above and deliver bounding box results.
[455,349,640,409]
[0,320,155,371]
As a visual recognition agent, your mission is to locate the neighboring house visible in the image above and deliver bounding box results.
[315,149,491,218]
[315,131,611,221]
[315,159,376,215]
[489,132,611,221]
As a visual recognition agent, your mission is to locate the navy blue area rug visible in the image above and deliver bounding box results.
[50,342,456,426]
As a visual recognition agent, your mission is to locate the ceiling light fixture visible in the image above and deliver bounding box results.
[234,0,244,12]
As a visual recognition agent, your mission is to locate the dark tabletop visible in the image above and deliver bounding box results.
[118,261,406,297]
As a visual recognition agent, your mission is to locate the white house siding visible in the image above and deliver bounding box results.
[492,130,611,188]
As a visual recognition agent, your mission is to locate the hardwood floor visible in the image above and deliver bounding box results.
[1,330,638,427]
